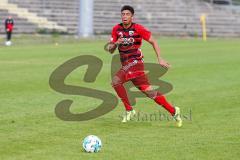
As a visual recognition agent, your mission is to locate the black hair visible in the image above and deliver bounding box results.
[121,5,134,15]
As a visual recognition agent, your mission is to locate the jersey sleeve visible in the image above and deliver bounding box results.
[136,24,152,41]
[110,25,118,43]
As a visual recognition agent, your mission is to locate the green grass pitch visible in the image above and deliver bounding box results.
[0,37,239,160]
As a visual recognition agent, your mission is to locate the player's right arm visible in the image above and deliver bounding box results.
[107,25,120,54]
[5,19,7,30]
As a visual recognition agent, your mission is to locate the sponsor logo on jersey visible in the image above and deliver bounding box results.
[129,31,134,36]
[122,37,135,46]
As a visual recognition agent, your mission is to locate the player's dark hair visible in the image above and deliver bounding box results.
[121,5,134,15]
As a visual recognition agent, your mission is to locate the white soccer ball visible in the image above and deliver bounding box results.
[5,41,12,46]
[82,135,102,153]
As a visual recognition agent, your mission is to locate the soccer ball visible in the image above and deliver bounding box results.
[82,135,102,153]
[5,41,12,46]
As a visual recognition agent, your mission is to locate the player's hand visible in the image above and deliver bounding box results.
[108,43,117,54]
[159,59,171,69]
[104,42,117,54]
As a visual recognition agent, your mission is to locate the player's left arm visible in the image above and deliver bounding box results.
[137,24,170,68]
[147,36,171,68]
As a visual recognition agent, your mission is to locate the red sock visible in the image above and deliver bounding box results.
[154,95,175,115]
[113,84,133,111]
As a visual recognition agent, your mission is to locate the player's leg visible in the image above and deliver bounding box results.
[111,69,135,122]
[5,31,11,46]
[112,70,132,111]
[9,31,12,41]
[154,94,182,127]
[7,31,10,41]
[132,74,182,127]
[131,74,174,115]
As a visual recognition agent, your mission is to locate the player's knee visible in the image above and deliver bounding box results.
[142,90,158,99]
[111,76,122,87]
[137,85,156,99]
[138,85,152,91]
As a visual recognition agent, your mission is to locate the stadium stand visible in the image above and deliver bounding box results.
[0,0,239,37]
[94,0,240,37]
[0,0,68,33]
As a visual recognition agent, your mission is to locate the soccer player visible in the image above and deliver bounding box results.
[5,16,14,46]
[107,5,182,127]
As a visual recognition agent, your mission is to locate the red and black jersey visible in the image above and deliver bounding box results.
[111,23,151,65]
[5,18,14,32]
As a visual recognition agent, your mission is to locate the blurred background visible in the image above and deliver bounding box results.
[0,0,240,38]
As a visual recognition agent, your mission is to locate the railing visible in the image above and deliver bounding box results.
[232,0,240,5]
[203,0,240,5]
